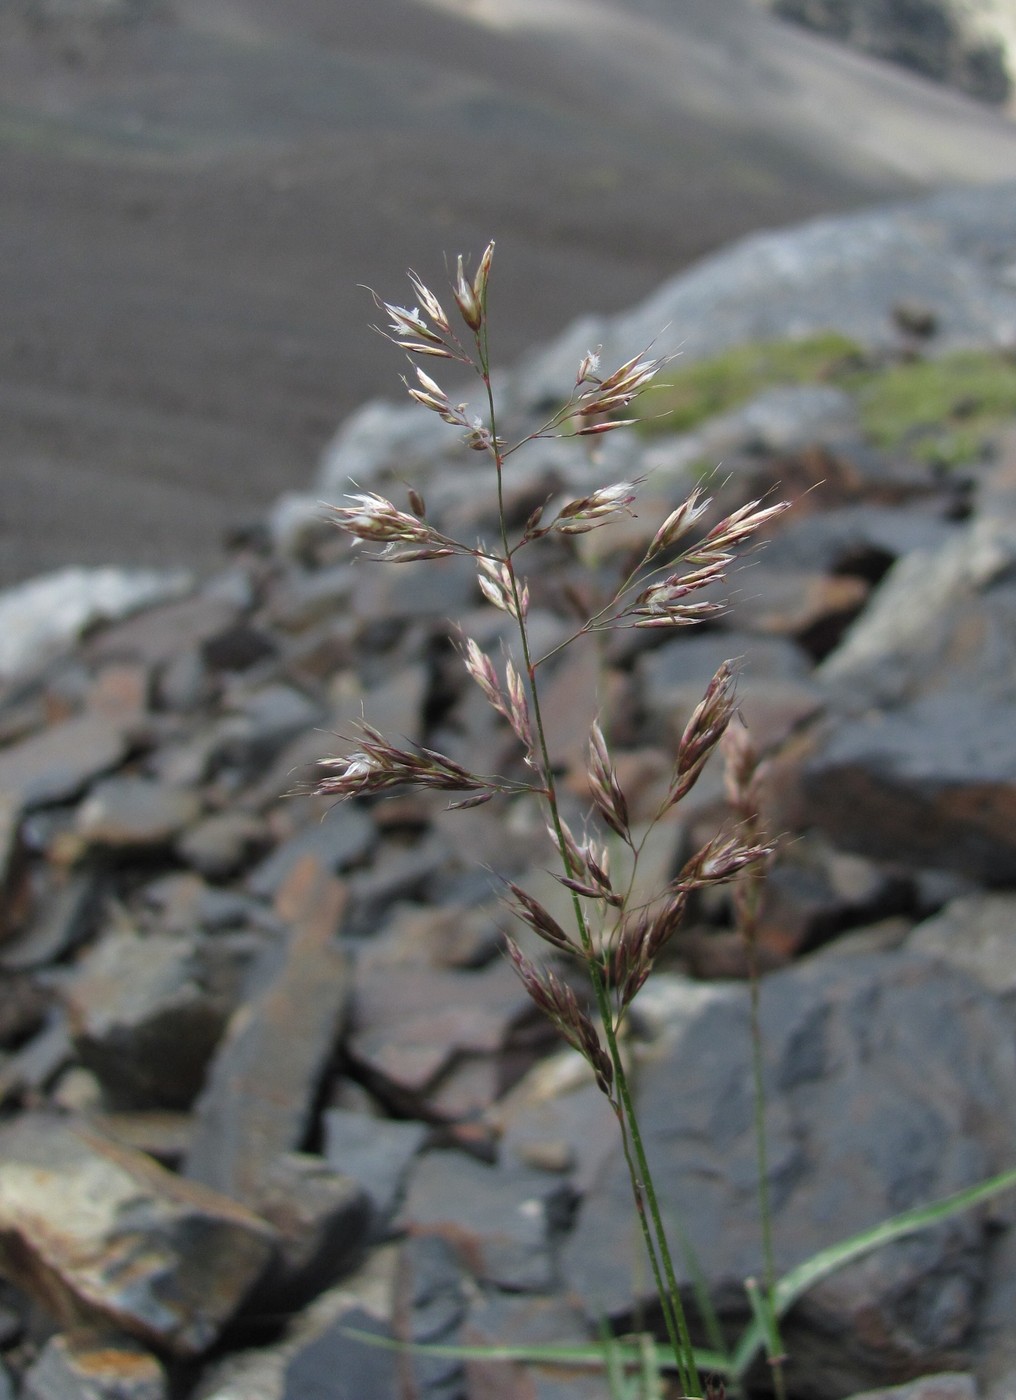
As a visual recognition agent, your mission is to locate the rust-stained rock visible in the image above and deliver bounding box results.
[184,856,350,1204]
[23,1328,168,1400]
[0,1115,276,1357]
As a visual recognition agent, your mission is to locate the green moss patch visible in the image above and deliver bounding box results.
[635,336,1016,471]
[636,332,865,435]
[854,351,1016,468]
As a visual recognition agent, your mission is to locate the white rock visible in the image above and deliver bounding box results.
[0,567,192,682]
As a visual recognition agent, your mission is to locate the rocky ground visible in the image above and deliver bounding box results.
[1,184,1016,1399]
[6,0,1016,587]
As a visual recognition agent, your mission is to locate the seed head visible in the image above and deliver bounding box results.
[552,482,637,536]
[454,254,483,331]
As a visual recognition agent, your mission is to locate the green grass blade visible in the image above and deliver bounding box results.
[338,1323,728,1378]
[730,1164,1016,1379]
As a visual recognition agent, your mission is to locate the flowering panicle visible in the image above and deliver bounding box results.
[504,939,614,1098]
[404,367,471,429]
[587,720,631,842]
[503,881,576,956]
[645,487,711,559]
[609,890,689,1013]
[619,494,789,628]
[461,639,533,753]
[674,828,773,890]
[550,482,637,536]
[663,660,739,809]
[317,724,497,803]
[554,835,623,909]
[477,555,528,619]
[325,492,462,561]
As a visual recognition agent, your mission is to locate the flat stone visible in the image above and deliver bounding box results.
[64,930,233,1109]
[0,568,191,684]
[348,956,536,1114]
[396,1150,571,1292]
[0,1013,73,1107]
[492,1049,618,1196]
[193,1242,459,1400]
[0,713,128,812]
[751,832,911,960]
[22,1329,168,1400]
[846,1378,978,1400]
[185,857,350,1205]
[246,804,375,900]
[74,778,202,852]
[86,593,241,669]
[175,811,270,880]
[801,692,1016,884]
[818,514,1016,711]
[85,663,150,724]
[322,1109,429,1238]
[909,893,1016,1000]
[210,684,324,778]
[725,566,868,653]
[0,1115,276,1357]
[247,1154,372,1309]
[462,1292,610,1400]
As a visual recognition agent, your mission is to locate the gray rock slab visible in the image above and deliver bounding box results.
[845,1377,978,1400]
[22,1329,168,1400]
[396,1149,572,1292]
[64,930,232,1109]
[348,956,536,1112]
[561,948,1016,1396]
[209,683,325,777]
[85,593,242,669]
[0,713,128,812]
[74,777,202,852]
[0,870,106,972]
[0,567,191,685]
[246,804,375,900]
[818,513,1016,711]
[764,503,960,577]
[175,810,269,880]
[193,1242,459,1400]
[322,1109,428,1238]
[462,1292,611,1400]
[0,1012,72,1107]
[185,858,350,1205]
[246,1153,372,1309]
[908,893,1016,1000]
[801,690,1016,883]
[0,1115,276,1357]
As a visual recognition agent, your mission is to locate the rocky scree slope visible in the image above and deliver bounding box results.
[1,184,1016,1399]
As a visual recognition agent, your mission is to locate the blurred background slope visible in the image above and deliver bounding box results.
[2,0,1015,586]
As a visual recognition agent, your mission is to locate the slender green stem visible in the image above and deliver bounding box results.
[476,325,702,1398]
[740,876,787,1400]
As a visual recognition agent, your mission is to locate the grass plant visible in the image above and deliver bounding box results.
[316,243,785,1398]
[316,247,1016,1397]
